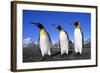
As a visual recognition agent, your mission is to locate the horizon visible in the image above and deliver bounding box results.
[23,37,91,45]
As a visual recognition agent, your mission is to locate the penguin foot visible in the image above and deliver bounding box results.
[66,53,69,56]
[40,55,52,61]
[40,56,46,61]
[68,51,73,55]
[60,55,64,58]
[48,55,52,60]
[76,52,81,55]
[60,53,66,58]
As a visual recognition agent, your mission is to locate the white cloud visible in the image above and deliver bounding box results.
[23,37,33,48]
[34,41,38,45]
[52,40,56,44]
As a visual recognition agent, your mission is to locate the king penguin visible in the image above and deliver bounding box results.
[74,21,83,55]
[53,24,69,56]
[31,22,52,60]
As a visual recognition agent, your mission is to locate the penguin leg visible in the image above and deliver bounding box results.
[40,51,47,61]
[65,49,68,55]
[40,50,45,57]
[60,49,66,58]
[79,48,82,54]
[77,48,82,55]
[48,49,51,56]
[75,48,78,54]
[61,49,64,55]
[80,45,82,54]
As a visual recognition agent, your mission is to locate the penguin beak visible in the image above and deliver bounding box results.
[52,24,57,27]
[70,22,77,28]
[31,21,44,29]
[70,22,76,27]
[31,21,38,27]
[31,21,40,29]
[52,24,62,30]
[52,24,59,29]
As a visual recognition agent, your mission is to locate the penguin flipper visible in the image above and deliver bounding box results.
[38,33,40,46]
[64,31,69,41]
[38,34,41,53]
[58,40,60,48]
[47,32,52,46]
[79,28,84,48]
[81,28,84,48]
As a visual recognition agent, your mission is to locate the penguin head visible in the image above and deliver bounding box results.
[52,24,62,31]
[74,21,80,28]
[31,22,44,29]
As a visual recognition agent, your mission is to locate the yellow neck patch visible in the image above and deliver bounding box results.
[76,28,80,30]
[40,29,47,35]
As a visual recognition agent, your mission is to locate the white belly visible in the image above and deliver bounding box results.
[60,31,69,54]
[40,35,51,56]
[74,29,83,53]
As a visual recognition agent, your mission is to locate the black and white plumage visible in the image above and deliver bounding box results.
[39,29,51,56]
[74,22,83,54]
[53,24,69,55]
[31,22,52,57]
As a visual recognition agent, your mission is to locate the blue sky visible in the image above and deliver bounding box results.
[23,10,91,43]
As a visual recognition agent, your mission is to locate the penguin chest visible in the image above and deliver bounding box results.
[74,28,82,49]
[40,34,51,51]
[59,31,68,49]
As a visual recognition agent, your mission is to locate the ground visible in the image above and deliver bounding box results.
[23,47,91,62]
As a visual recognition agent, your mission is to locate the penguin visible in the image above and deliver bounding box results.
[52,24,69,56]
[31,22,52,60]
[74,21,83,55]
